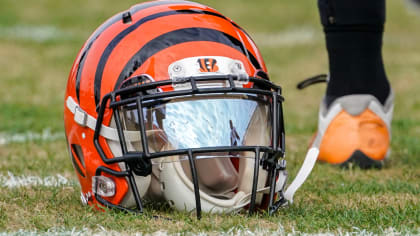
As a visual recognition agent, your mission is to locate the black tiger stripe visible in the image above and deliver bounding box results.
[75,13,121,102]
[211,59,217,71]
[93,9,236,107]
[75,0,192,102]
[198,59,206,72]
[113,27,262,93]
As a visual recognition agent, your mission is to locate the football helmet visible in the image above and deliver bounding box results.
[64,0,318,218]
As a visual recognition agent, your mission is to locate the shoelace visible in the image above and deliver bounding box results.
[296,74,328,90]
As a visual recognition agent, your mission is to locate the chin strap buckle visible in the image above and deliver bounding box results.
[269,191,289,215]
[260,152,285,171]
[74,106,88,127]
[268,148,319,215]
[269,160,289,214]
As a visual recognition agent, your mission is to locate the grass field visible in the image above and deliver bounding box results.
[0,0,419,234]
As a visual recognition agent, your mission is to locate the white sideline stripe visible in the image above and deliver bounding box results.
[0,25,71,42]
[0,172,71,188]
[0,226,413,236]
[0,129,64,145]
[254,26,318,47]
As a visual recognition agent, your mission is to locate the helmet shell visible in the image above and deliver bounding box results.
[64,0,268,207]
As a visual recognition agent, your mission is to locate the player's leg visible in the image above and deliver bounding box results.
[311,0,393,168]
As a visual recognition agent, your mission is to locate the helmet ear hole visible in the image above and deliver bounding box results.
[70,144,86,178]
[71,144,85,168]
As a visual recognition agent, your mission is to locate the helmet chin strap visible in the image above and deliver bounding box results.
[283,147,319,203]
[66,96,141,142]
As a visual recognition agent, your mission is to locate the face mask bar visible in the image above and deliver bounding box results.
[93,75,286,219]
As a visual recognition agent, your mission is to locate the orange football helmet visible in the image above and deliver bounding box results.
[64,0,317,218]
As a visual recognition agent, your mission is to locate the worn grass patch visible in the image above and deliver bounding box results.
[0,141,70,176]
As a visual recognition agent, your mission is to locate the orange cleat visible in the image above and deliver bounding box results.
[311,93,393,169]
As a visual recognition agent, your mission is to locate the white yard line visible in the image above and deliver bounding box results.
[253,26,319,47]
[0,129,64,145]
[0,172,71,188]
[0,226,414,236]
[0,25,71,42]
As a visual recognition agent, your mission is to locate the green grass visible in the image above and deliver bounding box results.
[0,0,419,234]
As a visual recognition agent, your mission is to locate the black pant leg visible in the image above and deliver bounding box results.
[318,0,391,107]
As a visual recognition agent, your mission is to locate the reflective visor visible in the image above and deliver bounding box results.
[120,94,272,156]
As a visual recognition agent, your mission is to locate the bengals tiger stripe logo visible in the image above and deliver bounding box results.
[198,58,219,72]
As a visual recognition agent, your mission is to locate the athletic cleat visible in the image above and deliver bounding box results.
[311,93,393,169]
[297,74,394,169]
